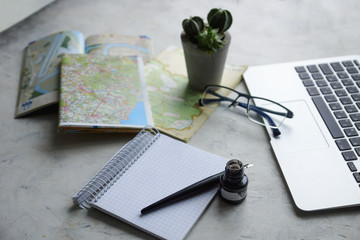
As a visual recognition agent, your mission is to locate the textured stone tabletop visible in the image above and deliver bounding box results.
[1,0,359,239]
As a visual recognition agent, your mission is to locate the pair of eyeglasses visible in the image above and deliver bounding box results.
[199,85,294,136]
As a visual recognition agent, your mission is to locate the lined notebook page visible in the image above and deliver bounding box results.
[91,134,228,240]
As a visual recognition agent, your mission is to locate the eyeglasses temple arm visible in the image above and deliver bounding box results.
[253,105,294,118]
[238,102,281,136]
[199,97,233,106]
[199,98,281,137]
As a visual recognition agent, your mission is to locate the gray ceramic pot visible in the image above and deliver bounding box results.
[181,31,231,91]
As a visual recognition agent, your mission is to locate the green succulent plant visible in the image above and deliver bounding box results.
[196,28,224,53]
[182,8,232,54]
[207,8,233,33]
[182,16,204,42]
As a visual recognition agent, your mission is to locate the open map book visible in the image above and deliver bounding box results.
[15,30,153,118]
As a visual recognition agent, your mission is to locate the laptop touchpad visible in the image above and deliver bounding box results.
[272,100,329,153]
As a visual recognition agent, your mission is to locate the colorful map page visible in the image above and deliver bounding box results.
[85,34,154,64]
[145,46,247,142]
[15,30,84,117]
[59,54,152,131]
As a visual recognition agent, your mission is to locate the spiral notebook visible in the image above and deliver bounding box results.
[73,126,228,240]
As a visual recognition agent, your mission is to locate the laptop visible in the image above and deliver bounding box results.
[244,55,360,211]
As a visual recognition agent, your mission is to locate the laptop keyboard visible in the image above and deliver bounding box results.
[295,60,360,186]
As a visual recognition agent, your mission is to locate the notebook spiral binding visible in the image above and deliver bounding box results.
[73,126,160,208]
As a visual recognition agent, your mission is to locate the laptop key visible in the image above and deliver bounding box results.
[347,67,359,74]
[353,172,360,183]
[316,80,327,87]
[307,87,320,96]
[330,82,342,89]
[325,94,337,102]
[320,87,332,95]
[295,66,306,73]
[347,86,359,94]
[338,72,349,79]
[345,105,358,113]
[349,137,360,146]
[351,93,360,101]
[343,61,354,67]
[299,72,310,80]
[319,63,333,75]
[342,151,357,161]
[307,65,319,73]
[303,80,314,87]
[331,62,344,72]
[334,111,347,119]
[326,75,338,82]
[341,79,354,86]
[329,103,342,110]
[339,119,352,128]
[335,90,348,97]
[355,147,360,156]
[339,97,352,105]
[312,96,344,138]
[335,139,351,150]
[350,113,360,121]
[312,73,323,80]
[352,74,360,81]
[344,128,358,137]
[347,162,357,171]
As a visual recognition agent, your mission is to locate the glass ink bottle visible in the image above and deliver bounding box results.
[220,159,248,203]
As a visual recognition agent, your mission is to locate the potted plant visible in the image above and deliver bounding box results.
[181,8,233,90]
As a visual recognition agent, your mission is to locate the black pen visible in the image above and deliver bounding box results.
[141,171,223,215]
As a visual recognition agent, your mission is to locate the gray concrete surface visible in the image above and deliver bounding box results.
[0,0,359,239]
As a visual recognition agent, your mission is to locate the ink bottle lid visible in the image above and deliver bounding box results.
[220,159,248,203]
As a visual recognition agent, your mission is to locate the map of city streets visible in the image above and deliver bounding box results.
[59,54,150,130]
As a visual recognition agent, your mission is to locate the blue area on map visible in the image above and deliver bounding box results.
[121,101,148,125]
[34,69,59,94]
[85,43,149,55]
[139,35,151,40]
